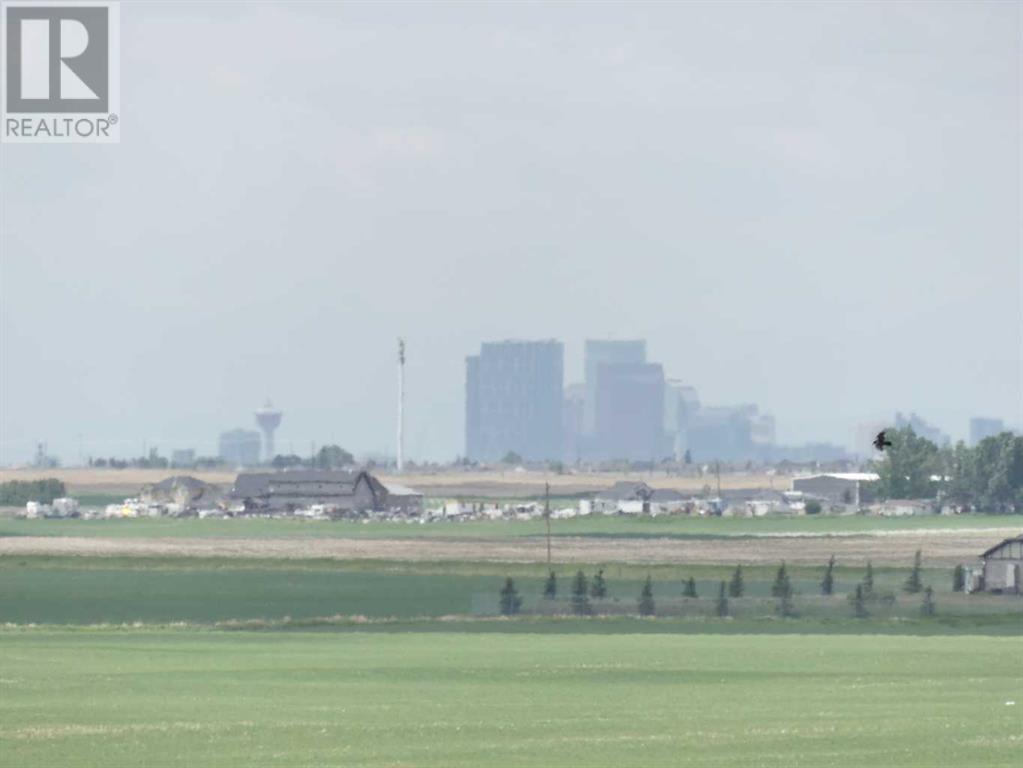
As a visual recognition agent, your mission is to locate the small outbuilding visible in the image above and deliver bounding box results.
[595,481,655,503]
[979,536,1023,594]
[380,481,425,515]
[790,472,879,506]
[872,499,934,517]
[592,482,690,515]
[139,476,220,508]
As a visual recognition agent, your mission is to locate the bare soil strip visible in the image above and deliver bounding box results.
[0,529,1015,565]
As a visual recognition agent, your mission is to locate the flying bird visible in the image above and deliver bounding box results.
[873,431,893,452]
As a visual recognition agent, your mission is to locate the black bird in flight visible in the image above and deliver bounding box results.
[873,431,893,452]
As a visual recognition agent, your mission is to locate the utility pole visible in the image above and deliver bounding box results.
[397,338,405,473]
[715,460,722,498]
[544,481,551,566]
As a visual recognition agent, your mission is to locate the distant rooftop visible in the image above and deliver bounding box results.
[795,472,879,482]
[381,481,422,498]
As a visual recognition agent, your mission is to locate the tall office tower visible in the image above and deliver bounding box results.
[562,383,587,464]
[583,339,646,436]
[687,405,762,462]
[751,412,776,447]
[219,428,262,467]
[969,417,1005,445]
[592,362,667,462]
[465,340,564,462]
[665,379,701,461]
[895,412,950,447]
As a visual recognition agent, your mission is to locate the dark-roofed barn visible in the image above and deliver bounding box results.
[229,470,414,515]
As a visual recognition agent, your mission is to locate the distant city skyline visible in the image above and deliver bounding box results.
[12,334,1020,467]
[12,410,1021,468]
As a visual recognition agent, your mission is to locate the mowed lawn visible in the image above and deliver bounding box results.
[0,630,1019,767]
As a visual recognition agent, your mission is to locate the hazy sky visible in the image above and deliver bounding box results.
[1,1,1020,464]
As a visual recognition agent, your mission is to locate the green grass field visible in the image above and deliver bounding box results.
[2,517,1020,766]
[1,629,1020,767]
[2,556,1018,629]
[2,512,1019,541]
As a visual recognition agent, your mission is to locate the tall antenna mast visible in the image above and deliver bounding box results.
[545,481,551,566]
[397,338,405,472]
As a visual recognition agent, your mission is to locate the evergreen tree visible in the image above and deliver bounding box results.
[821,554,835,596]
[863,561,874,595]
[590,568,607,599]
[683,577,698,598]
[778,591,795,617]
[638,576,656,616]
[570,570,591,615]
[904,549,923,593]
[921,585,935,617]
[771,562,792,598]
[952,564,965,592]
[852,584,869,618]
[499,577,522,616]
[772,562,795,616]
[543,570,557,599]
[715,581,729,617]
[728,565,744,598]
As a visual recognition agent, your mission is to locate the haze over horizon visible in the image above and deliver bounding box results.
[1,1,1020,465]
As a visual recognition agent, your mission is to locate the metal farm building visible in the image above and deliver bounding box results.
[790,473,879,506]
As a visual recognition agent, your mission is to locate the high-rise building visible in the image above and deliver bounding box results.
[665,380,700,460]
[170,449,196,468]
[751,412,776,447]
[687,405,759,462]
[592,362,667,461]
[895,412,950,447]
[562,383,586,464]
[464,340,564,462]
[219,429,262,467]
[583,340,646,435]
[969,417,1005,445]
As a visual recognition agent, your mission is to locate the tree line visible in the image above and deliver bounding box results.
[272,445,356,470]
[876,427,1023,512]
[499,551,939,619]
[0,479,66,505]
[90,452,222,470]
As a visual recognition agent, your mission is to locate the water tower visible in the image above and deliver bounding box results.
[254,400,282,464]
